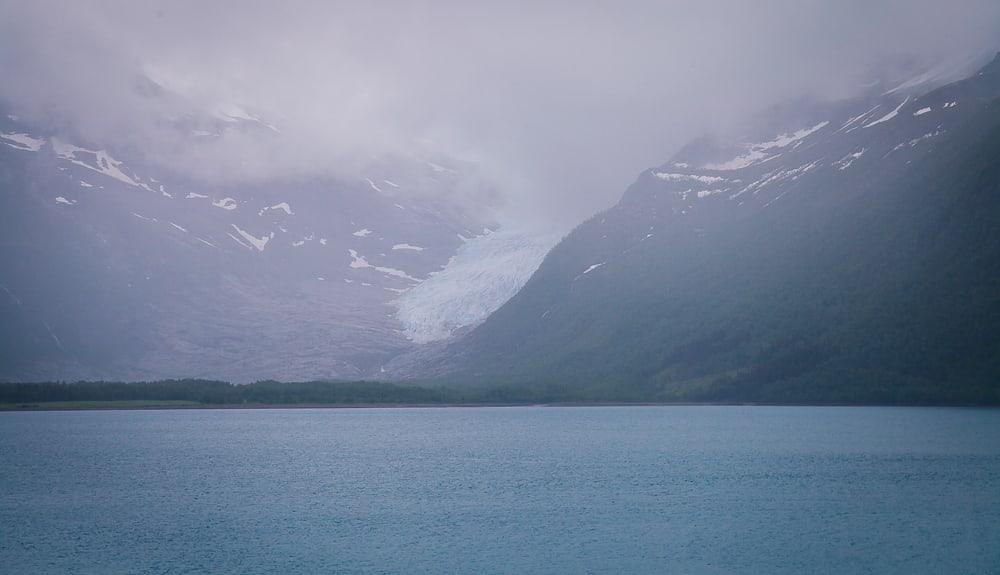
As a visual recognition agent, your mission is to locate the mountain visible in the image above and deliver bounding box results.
[0,101,552,382]
[404,56,1000,404]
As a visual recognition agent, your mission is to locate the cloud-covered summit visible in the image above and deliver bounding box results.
[3,0,999,229]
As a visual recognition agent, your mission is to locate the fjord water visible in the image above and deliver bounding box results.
[1,407,998,574]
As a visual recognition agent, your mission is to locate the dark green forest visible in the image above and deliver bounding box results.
[0,380,451,407]
[0,379,647,407]
[1,376,996,408]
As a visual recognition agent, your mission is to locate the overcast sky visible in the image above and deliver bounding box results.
[3,0,1000,229]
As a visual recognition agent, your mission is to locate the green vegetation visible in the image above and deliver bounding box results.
[0,379,639,409]
[1,377,994,409]
[0,380,456,408]
[0,380,561,409]
[0,400,200,410]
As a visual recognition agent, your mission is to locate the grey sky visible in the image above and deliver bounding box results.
[3,0,1000,229]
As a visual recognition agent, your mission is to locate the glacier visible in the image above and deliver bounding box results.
[394,227,557,344]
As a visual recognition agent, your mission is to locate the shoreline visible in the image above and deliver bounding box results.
[0,401,733,411]
[2,401,995,411]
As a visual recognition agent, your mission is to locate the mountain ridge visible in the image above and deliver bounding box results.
[392,56,1000,404]
[0,105,552,382]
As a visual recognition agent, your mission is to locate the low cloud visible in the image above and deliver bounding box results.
[3,0,999,229]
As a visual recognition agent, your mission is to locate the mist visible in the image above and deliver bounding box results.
[2,0,999,229]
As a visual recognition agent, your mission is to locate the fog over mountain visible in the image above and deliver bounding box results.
[3,0,1000,229]
[6,6,1000,574]
[3,1,1000,384]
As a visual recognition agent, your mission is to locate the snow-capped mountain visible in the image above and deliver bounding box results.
[0,104,550,382]
[398,55,1000,403]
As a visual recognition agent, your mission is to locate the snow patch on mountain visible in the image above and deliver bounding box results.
[733,160,823,200]
[227,232,253,250]
[426,161,457,174]
[864,97,910,128]
[655,172,727,184]
[365,178,383,193]
[259,202,293,215]
[216,105,280,133]
[213,197,238,210]
[696,189,725,198]
[52,139,154,191]
[837,104,881,133]
[1,132,45,152]
[230,224,272,251]
[348,249,420,282]
[702,122,828,170]
[394,228,556,343]
[890,130,944,153]
[835,149,865,170]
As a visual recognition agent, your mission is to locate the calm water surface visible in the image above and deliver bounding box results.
[1,406,999,574]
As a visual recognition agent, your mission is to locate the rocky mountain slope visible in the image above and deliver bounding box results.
[0,103,552,382]
[406,56,1000,404]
